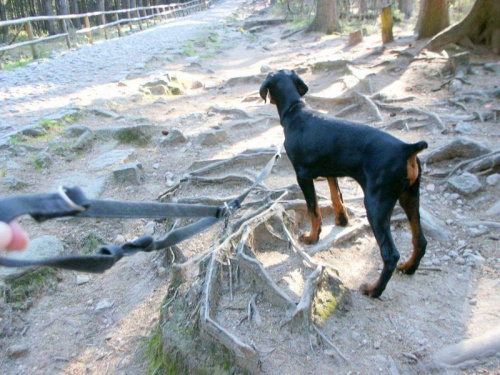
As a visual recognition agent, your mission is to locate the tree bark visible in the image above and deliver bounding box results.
[0,0,7,42]
[381,6,394,44]
[307,0,340,34]
[428,0,500,54]
[416,0,450,39]
[44,0,56,35]
[69,0,81,28]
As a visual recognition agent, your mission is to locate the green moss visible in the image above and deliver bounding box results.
[81,233,106,255]
[116,130,150,146]
[32,156,44,171]
[5,268,56,309]
[314,289,339,324]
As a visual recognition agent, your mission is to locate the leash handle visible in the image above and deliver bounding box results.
[0,186,90,223]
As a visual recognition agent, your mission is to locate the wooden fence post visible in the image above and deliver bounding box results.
[24,21,39,59]
[60,19,71,49]
[381,6,394,44]
[136,10,143,30]
[115,14,122,37]
[84,15,93,44]
[101,14,108,39]
[127,11,133,31]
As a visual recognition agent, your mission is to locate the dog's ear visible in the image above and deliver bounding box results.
[259,74,273,103]
[291,71,308,96]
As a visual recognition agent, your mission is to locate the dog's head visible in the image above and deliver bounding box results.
[259,70,308,105]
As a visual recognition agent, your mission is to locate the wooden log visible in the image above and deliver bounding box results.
[381,6,394,44]
[24,21,38,59]
[115,14,122,37]
[84,16,92,44]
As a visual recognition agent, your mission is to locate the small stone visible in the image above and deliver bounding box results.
[469,298,477,305]
[95,299,114,311]
[448,250,459,259]
[348,29,364,45]
[448,193,460,201]
[455,257,466,265]
[158,128,188,146]
[114,235,125,244]
[446,219,454,225]
[157,266,167,278]
[20,125,46,137]
[34,152,53,169]
[373,341,381,349]
[426,184,435,192]
[7,344,29,358]
[442,255,451,262]
[486,200,500,217]
[191,81,203,89]
[260,65,272,73]
[64,125,91,138]
[113,162,144,185]
[448,172,482,195]
[77,275,90,285]
[166,179,175,187]
[455,121,474,134]
[144,221,156,236]
[486,173,500,186]
[196,130,228,146]
[72,130,93,150]
[153,163,160,169]
[432,258,442,266]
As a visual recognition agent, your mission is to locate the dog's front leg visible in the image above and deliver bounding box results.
[296,176,322,244]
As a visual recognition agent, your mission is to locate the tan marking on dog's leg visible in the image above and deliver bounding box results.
[407,153,419,185]
[327,177,349,226]
[299,206,322,245]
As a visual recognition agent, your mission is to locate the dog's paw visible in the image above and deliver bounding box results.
[397,261,417,275]
[360,283,382,298]
[299,232,319,245]
[335,211,349,227]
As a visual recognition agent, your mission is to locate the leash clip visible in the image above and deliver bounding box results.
[58,186,87,212]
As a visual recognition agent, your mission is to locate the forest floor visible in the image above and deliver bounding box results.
[0,0,499,374]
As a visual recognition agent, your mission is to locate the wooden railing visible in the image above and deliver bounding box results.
[0,0,212,60]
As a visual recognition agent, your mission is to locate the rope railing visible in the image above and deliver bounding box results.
[0,0,212,60]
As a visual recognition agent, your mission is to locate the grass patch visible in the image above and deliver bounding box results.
[5,268,56,310]
[146,326,169,374]
[81,233,106,255]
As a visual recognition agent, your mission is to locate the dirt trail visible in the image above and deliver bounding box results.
[1,0,499,374]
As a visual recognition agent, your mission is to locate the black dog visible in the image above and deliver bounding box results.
[260,70,428,298]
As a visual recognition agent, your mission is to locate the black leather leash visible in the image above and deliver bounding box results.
[0,150,280,273]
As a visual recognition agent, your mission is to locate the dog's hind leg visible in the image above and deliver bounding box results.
[397,177,427,275]
[360,193,400,298]
[297,176,322,245]
[327,177,349,227]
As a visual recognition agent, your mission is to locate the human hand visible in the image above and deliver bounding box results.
[0,221,29,251]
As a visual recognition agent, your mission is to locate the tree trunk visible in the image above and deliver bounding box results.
[44,0,56,35]
[398,0,413,19]
[381,6,394,44]
[0,0,7,42]
[69,0,81,28]
[428,0,500,54]
[307,0,340,34]
[416,0,450,39]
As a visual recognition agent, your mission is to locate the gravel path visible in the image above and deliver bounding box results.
[0,0,240,129]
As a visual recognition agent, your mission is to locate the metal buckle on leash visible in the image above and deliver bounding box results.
[57,186,87,212]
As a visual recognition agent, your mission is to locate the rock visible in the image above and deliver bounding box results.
[148,84,168,95]
[144,221,156,236]
[71,130,93,150]
[64,124,91,138]
[455,121,474,134]
[89,107,121,119]
[153,163,160,169]
[421,138,491,163]
[448,193,460,201]
[469,298,477,305]
[469,226,488,237]
[196,130,229,146]
[448,250,459,259]
[486,173,500,185]
[89,149,136,171]
[426,184,435,192]
[7,344,29,358]
[157,128,188,146]
[225,74,266,87]
[484,62,500,74]
[95,299,114,311]
[34,152,53,169]
[485,200,500,217]
[349,30,363,45]
[207,105,252,119]
[432,258,442,266]
[374,341,381,349]
[113,162,144,185]
[77,275,90,285]
[52,172,109,199]
[448,172,482,195]
[157,266,167,278]
[96,124,158,145]
[20,125,46,137]
[227,119,262,130]
[419,207,452,241]
[191,80,203,89]
[312,60,351,72]
[260,65,272,73]
[455,257,466,265]
[1,176,28,190]
[0,235,64,279]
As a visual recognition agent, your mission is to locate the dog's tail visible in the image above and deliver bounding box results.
[405,141,428,185]
[404,141,428,157]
